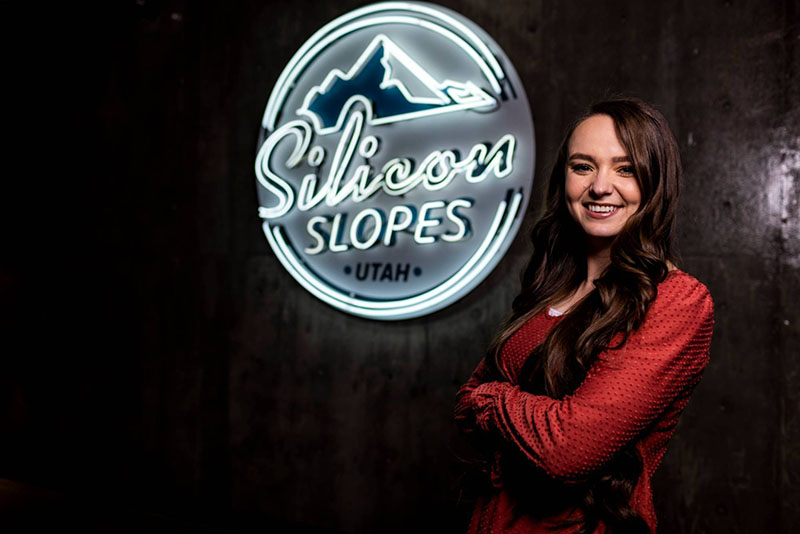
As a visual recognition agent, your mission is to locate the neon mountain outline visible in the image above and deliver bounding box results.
[297,35,497,135]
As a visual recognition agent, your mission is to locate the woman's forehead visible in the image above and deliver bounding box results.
[568,115,629,160]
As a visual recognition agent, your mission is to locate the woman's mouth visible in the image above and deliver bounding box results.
[583,203,621,218]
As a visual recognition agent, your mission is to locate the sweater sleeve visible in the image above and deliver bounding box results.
[469,275,714,481]
[455,359,490,436]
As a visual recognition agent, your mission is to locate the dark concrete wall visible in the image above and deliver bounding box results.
[2,0,798,532]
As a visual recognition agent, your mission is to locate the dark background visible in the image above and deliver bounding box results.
[2,0,798,532]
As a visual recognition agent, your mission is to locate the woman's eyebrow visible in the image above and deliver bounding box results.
[568,153,632,164]
[568,153,597,164]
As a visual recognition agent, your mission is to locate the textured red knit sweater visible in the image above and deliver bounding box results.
[455,270,714,533]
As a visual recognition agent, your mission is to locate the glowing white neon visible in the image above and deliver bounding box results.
[349,208,383,250]
[359,136,379,158]
[463,134,516,182]
[413,200,445,244]
[328,213,349,252]
[308,145,325,166]
[263,11,504,131]
[256,110,516,217]
[270,193,514,309]
[441,199,473,242]
[269,200,510,311]
[324,111,363,207]
[383,205,414,246]
[262,3,504,132]
[305,215,327,255]
[421,151,460,191]
[255,3,531,319]
[299,199,471,255]
[255,120,311,218]
[261,191,522,318]
[297,34,495,135]
[380,135,515,195]
[298,172,327,211]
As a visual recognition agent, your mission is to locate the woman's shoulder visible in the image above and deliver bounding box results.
[620,269,715,351]
[659,268,711,294]
[651,269,714,319]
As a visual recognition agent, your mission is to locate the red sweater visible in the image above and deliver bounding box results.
[455,270,714,533]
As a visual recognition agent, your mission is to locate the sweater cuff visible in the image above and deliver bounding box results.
[471,381,512,432]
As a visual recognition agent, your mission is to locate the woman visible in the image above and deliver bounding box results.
[454,98,714,534]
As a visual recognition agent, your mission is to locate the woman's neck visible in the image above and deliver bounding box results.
[585,236,613,282]
[549,237,614,314]
[550,238,612,313]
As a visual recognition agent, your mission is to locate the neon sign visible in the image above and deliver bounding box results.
[255,2,535,320]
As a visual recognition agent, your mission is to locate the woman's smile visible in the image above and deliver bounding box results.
[583,202,622,217]
[565,114,642,242]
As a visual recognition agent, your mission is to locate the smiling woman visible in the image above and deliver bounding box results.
[455,98,713,534]
[565,114,642,243]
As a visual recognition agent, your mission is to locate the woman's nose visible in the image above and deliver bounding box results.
[589,168,613,196]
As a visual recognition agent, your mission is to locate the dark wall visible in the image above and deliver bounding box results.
[2,0,798,532]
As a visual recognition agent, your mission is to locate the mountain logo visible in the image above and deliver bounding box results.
[255,3,535,320]
[298,35,496,135]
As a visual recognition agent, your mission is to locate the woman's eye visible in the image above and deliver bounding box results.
[570,163,592,173]
[618,166,635,176]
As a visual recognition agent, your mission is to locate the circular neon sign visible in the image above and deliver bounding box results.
[255,2,535,320]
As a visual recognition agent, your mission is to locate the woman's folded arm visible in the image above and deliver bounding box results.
[468,277,714,481]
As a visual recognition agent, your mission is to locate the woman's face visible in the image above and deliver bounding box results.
[565,114,642,244]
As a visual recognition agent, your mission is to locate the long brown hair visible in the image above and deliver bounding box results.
[484,98,682,533]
